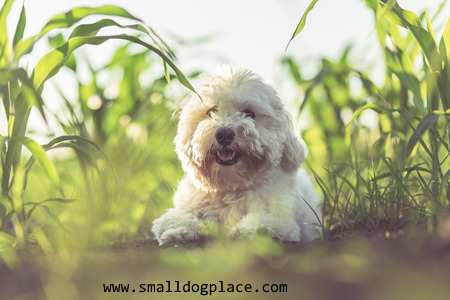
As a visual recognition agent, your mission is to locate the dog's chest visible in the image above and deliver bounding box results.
[194,192,240,222]
[195,189,270,225]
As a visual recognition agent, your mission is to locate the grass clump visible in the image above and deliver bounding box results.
[285,0,449,238]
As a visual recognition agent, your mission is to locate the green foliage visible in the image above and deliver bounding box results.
[284,0,449,236]
[30,43,189,245]
[55,42,199,145]
[0,0,193,263]
[0,1,449,298]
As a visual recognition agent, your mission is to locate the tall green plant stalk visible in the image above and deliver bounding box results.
[285,0,450,234]
[0,0,195,254]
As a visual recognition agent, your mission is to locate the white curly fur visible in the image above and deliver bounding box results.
[152,66,322,245]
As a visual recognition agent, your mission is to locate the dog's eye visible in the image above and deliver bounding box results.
[242,109,255,119]
[206,106,218,118]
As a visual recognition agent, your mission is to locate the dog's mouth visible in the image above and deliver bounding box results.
[215,147,240,166]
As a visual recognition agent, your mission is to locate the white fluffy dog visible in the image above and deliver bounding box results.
[152,67,322,245]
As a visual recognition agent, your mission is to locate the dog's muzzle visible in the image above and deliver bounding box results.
[215,147,240,166]
[215,127,235,146]
[215,127,240,166]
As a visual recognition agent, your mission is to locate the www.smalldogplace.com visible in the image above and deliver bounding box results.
[103,280,288,296]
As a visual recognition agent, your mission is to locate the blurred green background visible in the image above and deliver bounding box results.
[0,0,449,299]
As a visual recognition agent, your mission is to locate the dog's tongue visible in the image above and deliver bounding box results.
[217,148,235,161]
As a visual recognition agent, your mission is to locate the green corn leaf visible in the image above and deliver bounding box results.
[437,63,450,110]
[405,113,439,157]
[391,70,425,112]
[23,135,103,192]
[67,18,176,64]
[12,4,26,47]
[43,135,103,155]
[345,103,391,145]
[25,197,75,220]
[0,80,11,119]
[410,26,441,71]
[281,57,303,84]
[17,70,47,122]
[382,0,418,26]
[67,17,175,64]
[32,34,198,98]
[69,18,151,39]
[0,0,15,61]
[286,0,319,50]
[0,231,17,268]
[23,137,60,186]
[1,94,30,195]
[32,228,54,255]
[0,67,47,122]
[163,62,171,83]
[439,18,450,61]
[48,34,80,72]
[48,142,96,165]
[432,0,448,21]
[14,4,172,59]
[47,33,66,48]
[0,194,13,218]
[385,1,442,71]
[425,13,437,42]
[14,5,139,57]
[364,0,378,10]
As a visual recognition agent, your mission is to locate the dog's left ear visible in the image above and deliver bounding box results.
[280,117,305,172]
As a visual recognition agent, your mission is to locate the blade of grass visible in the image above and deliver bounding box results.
[22,137,59,186]
[285,0,319,50]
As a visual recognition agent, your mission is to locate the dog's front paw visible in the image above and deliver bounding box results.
[228,214,260,239]
[156,226,200,246]
[152,209,201,246]
[229,214,301,242]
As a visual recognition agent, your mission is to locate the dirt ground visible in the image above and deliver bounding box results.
[1,230,450,300]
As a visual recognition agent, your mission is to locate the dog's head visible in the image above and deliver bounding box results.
[175,67,305,192]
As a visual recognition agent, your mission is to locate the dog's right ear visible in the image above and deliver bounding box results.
[280,117,305,172]
[174,99,194,156]
[174,98,207,158]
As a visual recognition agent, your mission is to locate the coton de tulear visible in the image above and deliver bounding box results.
[152,67,322,245]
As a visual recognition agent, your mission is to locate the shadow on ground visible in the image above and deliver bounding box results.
[1,229,450,300]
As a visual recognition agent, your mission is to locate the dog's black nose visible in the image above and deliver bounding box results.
[215,127,235,146]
